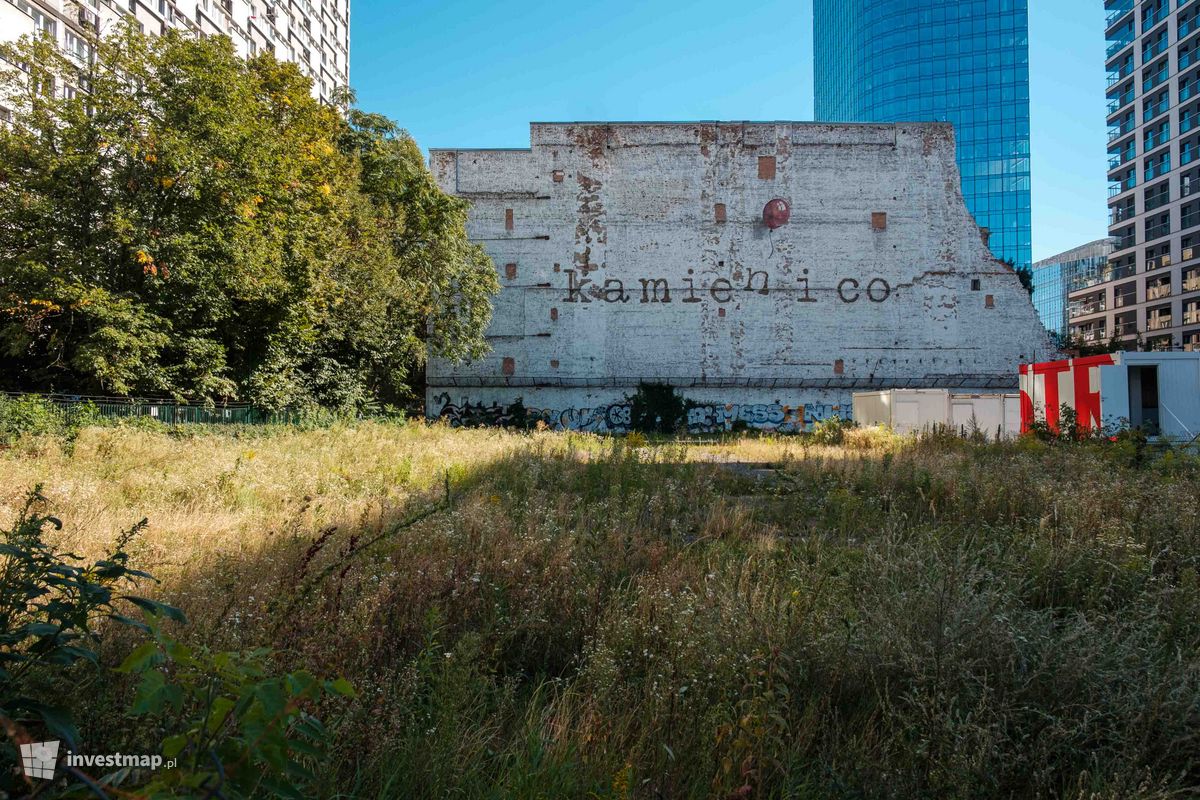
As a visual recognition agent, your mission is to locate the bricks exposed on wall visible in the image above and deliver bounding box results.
[985,295,995,309]
[505,209,513,231]
[718,307,726,318]
[504,263,517,280]
[550,359,559,369]
[552,170,564,183]
[872,212,888,230]
[423,122,1058,423]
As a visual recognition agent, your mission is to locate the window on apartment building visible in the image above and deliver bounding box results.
[1186,41,1200,73]
[1186,267,1200,291]
[1186,101,1200,137]
[1185,133,1200,167]
[1148,303,1174,331]
[1145,211,1172,241]
[1145,119,1171,151]
[1145,27,1169,61]
[1144,0,1168,29]
[1143,181,1169,212]
[1113,223,1137,251]
[64,32,88,62]
[1110,252,1137,281]
[1115,311,1138,338]
[1146,149,1172,181]
[1148,334,1175,351]
[1144,88,1171,122]
[1185,167,1200,198]
[1144,57,1170,94]
[1182,4,1200,39]
[1146,241,1172,269]
[1185,299,1200,325]
[1185,201,1200,231]
[1147,273,1173,301]
[1184,330,1200,351]
[1186,235,1200,261]
[25,6,57,36]
[1182,69,1200,104]
[1115,281,1138,308]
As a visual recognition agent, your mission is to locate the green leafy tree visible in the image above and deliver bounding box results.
[0,24,496,411]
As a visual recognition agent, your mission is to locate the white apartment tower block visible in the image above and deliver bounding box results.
[0,0,348,103]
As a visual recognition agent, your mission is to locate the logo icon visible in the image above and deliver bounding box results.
[19,740,59,780]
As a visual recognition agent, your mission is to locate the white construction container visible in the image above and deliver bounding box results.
[853,389,1020,439]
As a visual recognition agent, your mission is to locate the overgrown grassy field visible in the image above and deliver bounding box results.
[2,422,1198,799]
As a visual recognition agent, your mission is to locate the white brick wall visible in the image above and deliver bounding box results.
[428,122,1058,433]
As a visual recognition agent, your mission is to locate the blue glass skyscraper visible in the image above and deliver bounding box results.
[814,0,1032,269]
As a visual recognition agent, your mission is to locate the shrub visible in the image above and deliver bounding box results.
[0,487,175,759]
[627,383,687,434]
[810,414,854,445]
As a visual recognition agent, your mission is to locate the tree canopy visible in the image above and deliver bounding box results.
[0,24,496,410]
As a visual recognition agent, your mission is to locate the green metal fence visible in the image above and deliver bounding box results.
[3,393,301,426]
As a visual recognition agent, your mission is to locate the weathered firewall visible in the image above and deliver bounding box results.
[427,122,1056,433]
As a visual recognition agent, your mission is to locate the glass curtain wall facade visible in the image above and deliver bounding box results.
[1031,238,1116,338]
[814,0,1033,269]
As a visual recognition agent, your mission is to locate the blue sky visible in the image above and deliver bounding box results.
[350,1,1107,263]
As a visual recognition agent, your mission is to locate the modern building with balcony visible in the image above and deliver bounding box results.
[1100,0,1200,352]
[1032,238,1116,338]
[814,0,1033,268]
[0,0,348,105]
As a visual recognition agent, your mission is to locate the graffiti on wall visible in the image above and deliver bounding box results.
[430,394,844,434]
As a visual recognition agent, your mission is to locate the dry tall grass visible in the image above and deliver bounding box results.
[2,422,1198,799]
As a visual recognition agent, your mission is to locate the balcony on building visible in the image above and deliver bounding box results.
[1071,322,1109,344]
[1109,110,1137,144]
[1186,299,1200,325]
[1144,86,1171,123]
[1185,267,1200,292]
[1110,224,1137,253]
[1143,0,1169,33]
[1115,281,1138,308]
[1181,4,1200,43]
[1107,15,1136,60]
[1145,149,1172,182]
[1107,79,1136,118]
[1114,312,1139,338]
[1145,211,1173,242]
[1106,0,1134,32]
[1148,304,1174,330]
[1070,291,1108,319]
[1109,147,1137,178]
[1147,274,1173,300]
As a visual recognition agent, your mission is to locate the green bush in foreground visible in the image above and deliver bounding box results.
[0,488,352,798]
